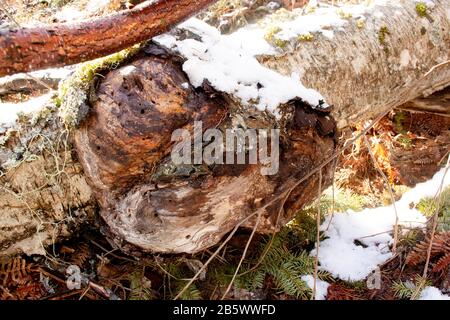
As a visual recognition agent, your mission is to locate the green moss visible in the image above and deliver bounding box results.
[337,8,353,19]
[356,18,365,29]
[378,26,390,44]
[274,38,289,48]
[264,26,282,41]
[393,110,413,148]
[58,45,141,128]
[393,111,407,133]
[397,135,413,149]
[297,32,314,42]
[349,280,368,291]
[48,0,72,8]
[415,2,427,17]
[264,26,289,48]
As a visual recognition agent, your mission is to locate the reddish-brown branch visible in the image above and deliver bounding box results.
[0,0,217,77]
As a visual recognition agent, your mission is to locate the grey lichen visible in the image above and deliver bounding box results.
[30,104,56,126]
[1,146,39,171]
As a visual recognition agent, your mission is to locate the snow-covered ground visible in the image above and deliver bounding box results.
[419,286,450,300]
[301,274,330,300]
[311,167,449,299]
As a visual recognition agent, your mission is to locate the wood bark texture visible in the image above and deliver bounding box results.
[0,0,217,76]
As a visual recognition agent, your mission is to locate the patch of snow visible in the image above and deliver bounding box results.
[351,55,367,75]
[55,0,110,23]
[119,65,137,76]
[419,286,450,300]
[275,7,346,41]
[86,0,110,12]
[55,6,85,22]
[28,67,74,80]
[419,0,436,10]
[154,0,393,117]
[301,275,330,300]
[0,93,52,129]
[314,167,450,282]
[373,11,385,19]
[155,19,326,117]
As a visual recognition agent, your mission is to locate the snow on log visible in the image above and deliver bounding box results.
[0,0,449,255]
[257,0,450,127]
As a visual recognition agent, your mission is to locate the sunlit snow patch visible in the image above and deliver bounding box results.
[419,286,450,300]
[154,0,392,117]
[154,18,327,117]
[301,275,330,300]
[314,168,450,282]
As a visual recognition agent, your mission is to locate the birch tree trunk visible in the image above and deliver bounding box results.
[0,0,449,256]
[259,0,450,128]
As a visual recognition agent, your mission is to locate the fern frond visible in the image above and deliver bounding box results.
[0,257,36,286]
[406,232,450,266]
[433,252,450,273]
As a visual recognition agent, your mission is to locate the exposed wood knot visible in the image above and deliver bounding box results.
[74,55,337,254]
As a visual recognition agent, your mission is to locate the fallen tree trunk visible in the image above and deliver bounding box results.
[0,0,217,77]
[0,0,449,256]
[258,0,450,127]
